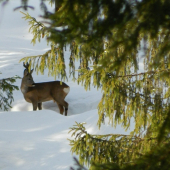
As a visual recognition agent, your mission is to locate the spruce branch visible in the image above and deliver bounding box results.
[68,122,160,168]
[70,157,88,170]
[103,68,170,79]
[0,75,21,111]
[14,5,34,11]
[20,11,48,45]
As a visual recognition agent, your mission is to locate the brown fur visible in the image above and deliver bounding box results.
[21,69,70,116]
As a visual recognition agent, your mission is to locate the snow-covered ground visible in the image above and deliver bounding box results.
[0,1,134,170]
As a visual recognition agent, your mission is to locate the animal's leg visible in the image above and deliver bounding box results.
[56,102,64,115]
[52,93,69,116]
[32,102,38,111]
[38,103,42,110]
[57,100,68,116]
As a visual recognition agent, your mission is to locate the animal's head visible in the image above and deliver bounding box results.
[22,62,35,87]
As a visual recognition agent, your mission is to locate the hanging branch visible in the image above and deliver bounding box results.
[20,11,48,45]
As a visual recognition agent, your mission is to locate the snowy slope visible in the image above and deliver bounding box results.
[0,1,133,170]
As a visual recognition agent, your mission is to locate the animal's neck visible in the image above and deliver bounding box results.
[21,81,29,94]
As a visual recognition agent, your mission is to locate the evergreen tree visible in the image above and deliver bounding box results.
[0,73,20,111]
[3,0,170,169]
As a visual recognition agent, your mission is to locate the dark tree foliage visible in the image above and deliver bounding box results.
[2,0,170,169]
[0,74,21,111]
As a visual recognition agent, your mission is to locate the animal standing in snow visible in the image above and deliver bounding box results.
[20,62,70,116]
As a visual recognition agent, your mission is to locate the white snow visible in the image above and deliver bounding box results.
[0,1,134,170]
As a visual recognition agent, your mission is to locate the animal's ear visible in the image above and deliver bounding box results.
[24,69,29,76]
[30,69,34,74]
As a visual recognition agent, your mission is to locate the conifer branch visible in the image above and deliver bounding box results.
[69,122,160,168]
[14,5,34,11]
[20,11,48,45]
[0,75,21,111]
[70,157,88,170]
[106,69,170,79]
